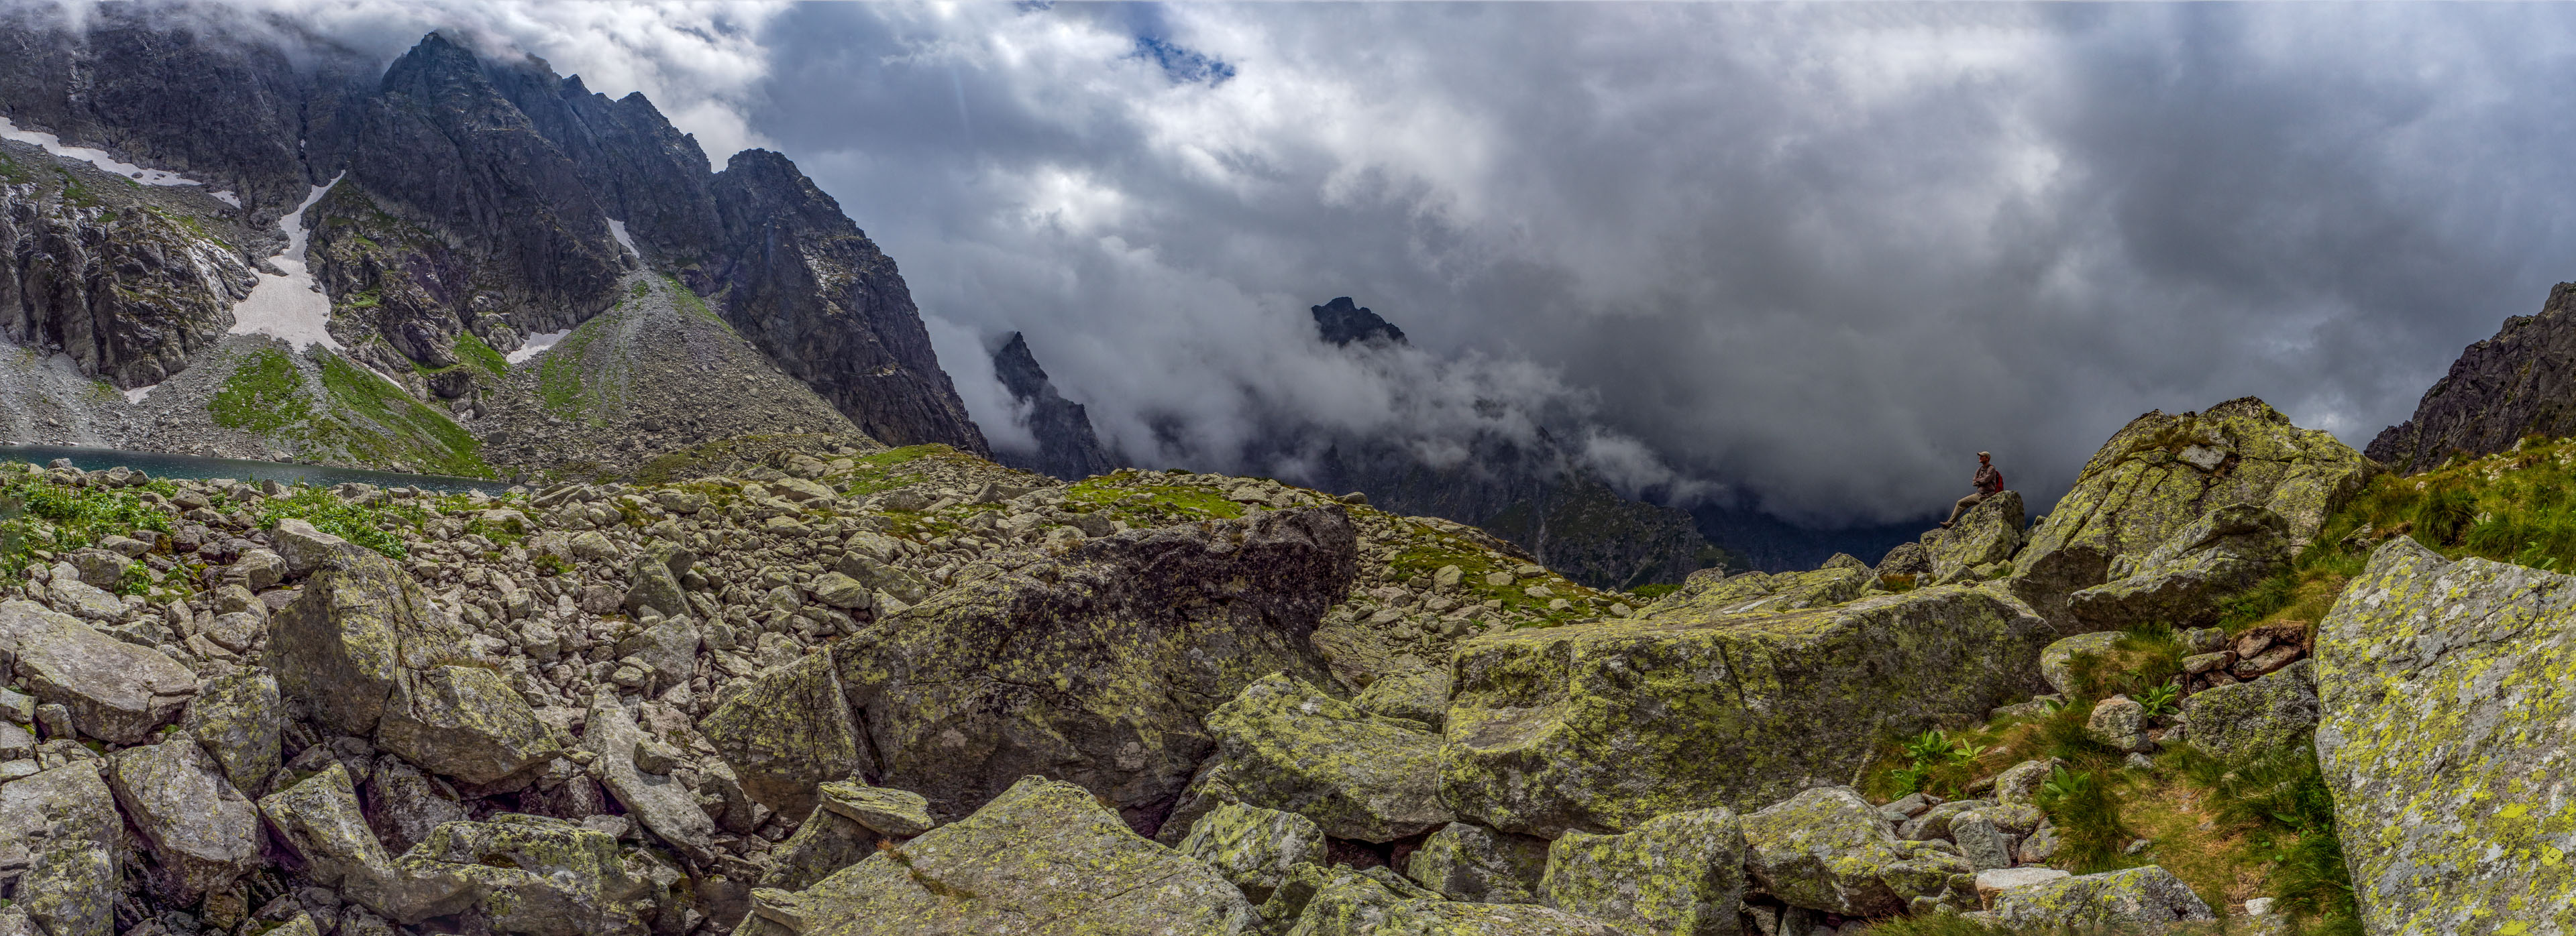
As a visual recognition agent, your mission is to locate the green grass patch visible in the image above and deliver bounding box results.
[537,314,612,416]
[453,330,509,378]
[0,467,177,579]
[315,352,492,477]
[207,348,314,432]
[256,485,426,560]
[662,275,726,325]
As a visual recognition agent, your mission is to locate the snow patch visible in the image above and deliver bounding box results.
[227,174,345,351]
[607,219,638,257]
[209,190,241,208]
[123,385,156,405]
[0,116,207,188]
[506,328,573,365]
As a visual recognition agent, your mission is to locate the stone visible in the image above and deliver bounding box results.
[1202,673,1451,842]
[828,508,1353,828]
[807,572,869,609]
[382,814,653,935]
[582,693,716,863]
[0,599,198,743]
[1352,668,1450,729]
[611,614,699,694]
[1927,491,2025,585]
[271,518,377,579]
[203,611,264,653]
[2068,504,2292,630]
[1741,787,1973,917]
[1974,867,2072,904]
[376,665,562,786]
[2182,660,2317,762]
[364,756,470,854]
[1406,821,1552,905]
[1981,866,2216,929]
[1541,807,1748,936]
[830,552,928,605]
[568,532,619,561]
[258,763,401,917]
[1948,811,2012,872]
[758,776,1258,934]
[46,565,125,620]
[1284,866,1625,935]
[2037,631,2123,697]
[1179,801,1326,902]
[1897,799,1990,841]
[760,802,883,893]
[2006,398,2369,626]
[624,547,690,620]
[1444,586,2051,836]
[105,740,261,902]
[2085,695,2151,752]
[0,764,122,936]
[2182,650,2231,675]
[2313,537,2576,933]
[68,548,131,589]
[234,549,286,590]
[700,652,863,823]
[816,780,934,835]
[2017,824,2061,865]
[1992,757,2061,807]
[264,546,470,738]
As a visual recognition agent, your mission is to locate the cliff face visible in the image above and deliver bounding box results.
[478,59,722,265]
[989,332,1119,480]
[706,150,989,455]
[2367,282,2576,474]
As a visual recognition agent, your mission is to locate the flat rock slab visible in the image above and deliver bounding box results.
[1203,673,1451,842]
[0,599,195,743]
[107,740,261,902]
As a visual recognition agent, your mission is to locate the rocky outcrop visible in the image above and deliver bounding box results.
[1312,296,1407,346]
[2368,281,2576,473]
[1741,787,1974,917]
[1442,585,2051,837]
[2066,502,2291,630]
[1199,672,1452,842]
[478,55,721,264]
[1542,807,1749,936]
[2008,398,2371,626]
[706,149,989,455]
[1926,490,2023,585]
[987,331,1119,481]
[749,776,1259,935]
[2314,537,2576,933]
[830,506,1354,831]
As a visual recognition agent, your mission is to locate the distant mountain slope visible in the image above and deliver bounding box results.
[2367,281,2576,474]
[988,332,1120,481]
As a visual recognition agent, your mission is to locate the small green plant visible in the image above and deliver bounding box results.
[1901,729,1953,764]
[2035,766,2135,872]
[1948,739,1990,764]
[255,485,426,560]
[1887,763,1931,797]
[2135,681,2182,719]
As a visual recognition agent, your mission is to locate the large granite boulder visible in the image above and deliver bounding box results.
[1976,866,2216,929]
[105,740,261,903]
[258,763,402,917]
[381,815,655,936]
[0,764,125,936]
[2314,537,2576,933]
[1927,490,2024,585]
[1285,867,1625,936]
[2182,659,2318,762]
[0,599,197,743]
[1542,807,1748,936]
[1202,673,1452,842]
[2068,503,2292,630]
[752,776,1258,935]
[700,652,864,823]
[376,664,563,786]
[182,667,284,793]
[1179,801,1326,904]
[264,544,470,737]
[1740,787,1973,917]
[582,693,716,864]
[829,508,1354,831]
[2007,398,2369,626]
[1406,822,1552,905]
[1444,586,2051,836]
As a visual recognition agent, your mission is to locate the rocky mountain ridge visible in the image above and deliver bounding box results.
[2367,280,2576,474]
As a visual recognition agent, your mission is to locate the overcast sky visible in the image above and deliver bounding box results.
[154,1,2576,524]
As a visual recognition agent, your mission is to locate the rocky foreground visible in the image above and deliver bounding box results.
[0,400,2565,936]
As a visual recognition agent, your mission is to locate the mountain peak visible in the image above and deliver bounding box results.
[1311,296,1407,347]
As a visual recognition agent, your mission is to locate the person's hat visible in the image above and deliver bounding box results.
[1978,451,1990,457]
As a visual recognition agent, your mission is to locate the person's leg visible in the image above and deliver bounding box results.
[1943,492,1986,527]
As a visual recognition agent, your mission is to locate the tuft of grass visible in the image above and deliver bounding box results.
[207,348,314,432]
[256,485,425,560]
[2038,766,2138,873]
[453,330,509,378]
[2165,743,2361,932]
[0,468,178,579]
[315,352,492,478]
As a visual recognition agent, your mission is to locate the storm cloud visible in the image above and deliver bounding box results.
[71,1,2576,525]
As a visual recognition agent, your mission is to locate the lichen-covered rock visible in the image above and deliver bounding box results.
[1928,491,2024,585]
[1648,565,1872,618]
[1542,807,1748,936]
[105,740,260,903]
[1286,867,1625,936]
[272,518,377,579]
[814,779,934,836]
[364,756,470,855]
[265,547,470,737]
[0,599,197,743]
[1979,866,2216,929]
[1179,801,1326,902]
[1444,587,2051,836]
[700,652,863,822]
[1203,673,1451,842]
[830,507,1354,830]
[1741,787,1973,917]
[766,776,1259,935]
[2084,695,2149,753]
[1354,668,1450,729]
[0,763,124,936]
[582,693,715,864]
[1947,811,2011,872]
[2068,503,2291,630]
[182,667,282,794]
[2006,398,2369,626]
[623,544,693,621]
[2182,660,2316,762]
[611,614,699,695]
[758,781,932,892]
[382,814,653,936]
[257,763,401,917]
[2313,537,2576,933]
[2037,631,2123,697]
[1407,821,1552,905]
[1992,758,2061,807]
[376,664,561,786]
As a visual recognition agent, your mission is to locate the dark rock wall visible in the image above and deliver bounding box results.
[2367,282,2576,474]
[988,332,1119,480]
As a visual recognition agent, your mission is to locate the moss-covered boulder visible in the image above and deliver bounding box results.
[1203,673,1452,842]
[1285,867,1625,935]
[2067,502,2291,630]
[1442,587,2051,836]
[2007,398,2369,626]
[1541,807,1748,936]
[382,814,654,935]
[701,652,865,823]
[265,545,470,737]
[0,763,125,936]
[1406,821,1552,905]
[105,740,260,904]
[182,666,283,794]
[1927,491,2024,585]
[376,664,562,786]
[830,507,1354,831]
[1740,787,1973,917]
[763,776,1260,935]
[2181,659,2316,762]
[1178,801,1326,903]
[2314,537,2576,933]
[1976,866,2215,929]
